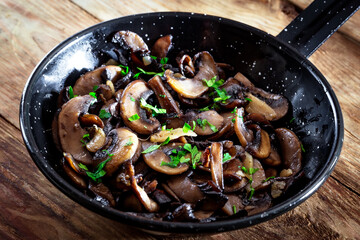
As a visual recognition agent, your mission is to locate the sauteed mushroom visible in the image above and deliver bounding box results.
[54,30,304,223]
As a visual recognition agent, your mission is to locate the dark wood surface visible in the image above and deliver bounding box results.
[0,0,359,239]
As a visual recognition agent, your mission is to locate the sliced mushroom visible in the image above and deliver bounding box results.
[148,75,182,116]
[142,142,189,175]
[113,30,149,52]
[234,72,289,120]
[89,182,116,207]
[86,125,106,153]
[79,114,104,128]
[166,51,218,99]
[249,159,266,190]
[151,34,173,58]
[222,194,244,216]
[246,124,271,159]
[223,159,248,193]
[61,157,87,189]
[210,142,224,190]
[124,161,159,212]
[275,128,302,175]
[167,173,205,203]
[263,144,282,166]
[208,112,235,141]
[149,128,197,143]
[120,80,161,135]
[218,78,247,109]
[234,107,253,147]
[178,54,195,77]
[58,95,93,165]
[192,110,224,136]
[102,128,141,176]
[73,65,123,96]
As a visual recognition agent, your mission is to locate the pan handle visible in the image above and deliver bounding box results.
[277,0,359,58]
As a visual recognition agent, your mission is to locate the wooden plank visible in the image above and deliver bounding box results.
[0,0,99,129]
[289,0,360,43]
[1,115,359,239]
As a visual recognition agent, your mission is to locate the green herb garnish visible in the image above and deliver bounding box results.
[289,117,295,123]
[263,176,275,182]
[128,114,140,122]
[301,144,305,152]
[140,98,166,115]
[78,158,111,183]
[182,122,192,133]
[133,67,164,79]
[68,86,77,99]
[196,118,218,133]
[159,94,166,98]
[99,109,111,119]
[233,205,237,214]
[248,186,255,200]
[130,96,136,102]
[244,97,252,102]
[119,64,129,75]
[125,138,133,146]
[160,57,168,65]
[223,153,232,162]
[80,133,90,146]
[142,137,171,154]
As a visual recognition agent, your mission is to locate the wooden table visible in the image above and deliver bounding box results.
[1,0,359,239]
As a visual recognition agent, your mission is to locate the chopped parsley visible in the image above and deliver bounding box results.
[244,97,252,102]
[128,114,140,122]
[133,67,164,79]
[223,153,232,162]
[161,143,201,169]
[159,94,166,98]
[68,86,77,99]
[263,176,275,182]
[196,118,218,133]
[119,64,129,75]
[203,76,231,103]
[140,98,166,115]
[99,109,111,119]
[142,137,171,154]
[240,166,259,200]
[248,187,255,200]
[301,144,306,153]
[80,133,90,146]
[233,205,237,214]
[78,158,111,183]
[89,92,97,104]
[160,57,168,65]
[124,138,133,146]
[182,122,192,133]
[93,85,99,91]
[130,96,136,102]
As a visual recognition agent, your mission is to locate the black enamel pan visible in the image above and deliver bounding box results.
[20,0,359,234]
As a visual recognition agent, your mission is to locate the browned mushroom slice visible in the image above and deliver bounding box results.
[150,128,197,143]
[79,114,104,128]
[85,125,106,153]
[208,112,235,141]
[167,173,205,203]
[245,93,277,121]
[245,193,272,216]
[210,142,224,190]
[275,128,302,175]
[73,66,123,96]
[102,128,141,176]
[89,182,116,207]
[166,51,218,99]
[61,157,87,189]
[246,124,271,159]
[151,34,173,58]
[142,142,189,175]
[192,110,224,136]
[113,30,149,52]
[58,95,93,165]
[120,80,161,135]
[250,159,266,190]
[218,78,247,109]
[178,54,195,77]
[234,107,253,147]
[124,161,159,212]
[234,72,289,120]
[148,75,182,116]
[222,194,245,216]
[263,144,282,166]
[223,159,248,193]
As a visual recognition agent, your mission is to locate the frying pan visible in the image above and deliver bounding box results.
[20,0,359,234]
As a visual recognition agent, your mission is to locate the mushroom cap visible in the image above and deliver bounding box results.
[58,95,93,165]
[151,34,173,58]
[166,51,218,99]
[275,128,302,175]
[142,142,189,175]
[103,128,141,176]
[120,80,161,135]
[192,110,224,136]
[113,30,149,52]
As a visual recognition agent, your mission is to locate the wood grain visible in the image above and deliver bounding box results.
[0,0,359,239]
